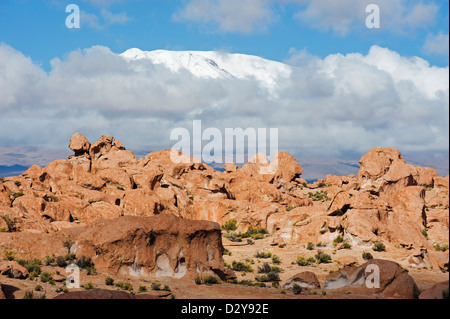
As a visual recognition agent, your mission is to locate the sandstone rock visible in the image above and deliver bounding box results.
[224,163,238,173]
[89,135,114,160]
[0,232,66,260]
[419,281,449,299]
[72,215,228,280]
[337,256,359,267]
[69,133,91,156]
[283,271,320,289]
[97,168,133,190]
[0,260,29,279]
[122,189,163,217]
[324,259,419,299]
[434,175,449,189]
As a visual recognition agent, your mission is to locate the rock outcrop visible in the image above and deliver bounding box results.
[70,215,229,280]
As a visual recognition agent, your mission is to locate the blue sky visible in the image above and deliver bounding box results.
[0,0,448,70]
[0,0,449,178]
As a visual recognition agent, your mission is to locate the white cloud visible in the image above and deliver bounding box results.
[0,44,448,167]
[293,0,440,36]
[174,0,441,35]
[423,32,450,56]
[173,0,275,34]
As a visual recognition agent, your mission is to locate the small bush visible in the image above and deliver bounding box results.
[315,250,332,264]
[295,256,315,266]
[255,251,272,259]
[12,192,25,199]
[272,255,281,264]
[44,256,55,266]
[362,252,374,260]
[76,255,94,269]
[35,285,43,292]
[40,272,53,283]
[373,242,386,252]
[151,283,161,291]
[14,181,21,187]
[434,243,449,252]
[203,275,221,285]
[163,285,171,292]
[115,281,133,291]
[223,233,242,243]
[17,258,42,274]
[105,277,114,286]
[343,242,352,249]
[333,235,344,246]
[223,249,232,256]
[221,219,237,232]
[1,215,15,232]
[306,242,315,250]
[83,282,94,290]
[421,229,428,239]
[286,205,296,212]
[247,239,255,245]
[232,261,253,272]
[293,284,302,295]
[4,251,15,261]
[139,286,148,293]
[258,263,272,274]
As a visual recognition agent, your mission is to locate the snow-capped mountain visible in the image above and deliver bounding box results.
[120,48,292,90]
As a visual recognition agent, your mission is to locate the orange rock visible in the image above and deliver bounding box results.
[72,215,228,280]
[434,176,449,189]
[69,132,91,156]
[122,189,163,217]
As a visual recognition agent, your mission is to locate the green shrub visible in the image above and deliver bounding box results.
[333,235,344,246]
[258,263,272,274]
[315,250,332,264]
[17,258,42,274]
[35,285,43,292]
[295,256,314,266]
[373,242,386,252]
[434,243,449,252]
[56,256,67,268]
[115,282,133,291]
[139,286,148,293]
[306,242,315,250]
[421,229,428,239]
[83,282,94,290]
[362,252,374,260]
[76,256,94,269]
[223,233,242,242]
[44,256,55,266]
[272,255,281,264]
[255,251,272,259]
[105,277,114,286]
[12,192,25,199]
[308,191,329,202]
[40,272,53,283]
[4,251,15,261]
[221,219,237,232]
[151,283,161,291]
[286,206,296,212]
[293,284,302,295]
[14,181,21,187]
[203,275,221,285]
[223,249,232,256]
[343,242,352,249]
[232,261,253,272]
[194,275,203,285]
[247,239,255,245]
[1,215,15,232]
[163,285,171,292]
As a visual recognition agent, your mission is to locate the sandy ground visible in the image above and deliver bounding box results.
[1,234,448,299]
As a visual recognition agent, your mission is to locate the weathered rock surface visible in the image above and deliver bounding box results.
[71,215,229,280]
[283,271,320,289]
[324,259,420,299]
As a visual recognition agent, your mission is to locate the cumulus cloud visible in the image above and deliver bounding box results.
[423,32,450,56]
[0,44,448,172]
[173,0,275,34]
[174,0,440,35]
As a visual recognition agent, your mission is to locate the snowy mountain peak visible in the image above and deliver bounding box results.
[120,48,292,90]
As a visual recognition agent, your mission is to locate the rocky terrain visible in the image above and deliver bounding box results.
[0,133,448,299]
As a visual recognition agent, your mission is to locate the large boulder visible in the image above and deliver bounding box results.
[324,259,419,299]
[283,271,320,289]
[69,133,91,156]
[419,281,449,299]
[71,215,230,280]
